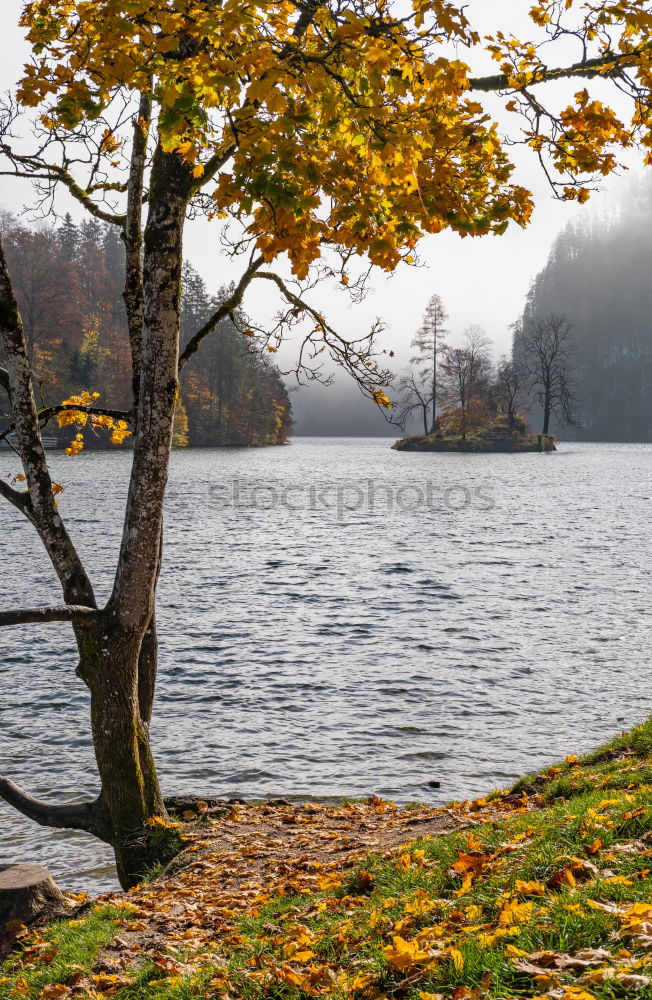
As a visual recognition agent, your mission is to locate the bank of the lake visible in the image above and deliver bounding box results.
[4,719,652,1000]
[1,440,651,890]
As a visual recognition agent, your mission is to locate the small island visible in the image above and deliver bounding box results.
[393,414,557,453]
[392,310,573,455]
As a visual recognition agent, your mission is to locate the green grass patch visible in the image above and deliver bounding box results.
[0,904,129,999]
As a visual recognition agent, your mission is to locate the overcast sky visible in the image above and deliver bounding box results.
[0,0,642,364]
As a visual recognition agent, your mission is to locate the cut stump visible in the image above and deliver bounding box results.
[0,864,68,925]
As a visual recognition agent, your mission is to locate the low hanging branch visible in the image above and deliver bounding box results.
[0,775,102,836]
[253,270,393,399]
[0,405,133,446]
[0,605,99,627]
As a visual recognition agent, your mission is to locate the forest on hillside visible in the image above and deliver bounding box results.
[0,212,292,448]
[519,177,652,442]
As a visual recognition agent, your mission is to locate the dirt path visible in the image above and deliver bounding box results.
[93,799,467,978]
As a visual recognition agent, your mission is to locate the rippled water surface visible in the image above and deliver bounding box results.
[1,439,651,889]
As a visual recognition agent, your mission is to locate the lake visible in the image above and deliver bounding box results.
[0,438,650,890]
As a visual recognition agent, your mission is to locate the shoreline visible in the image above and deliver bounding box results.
[3,720,652,998]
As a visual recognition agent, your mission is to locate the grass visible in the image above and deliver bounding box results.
[0,904,129,998]
[5,720,652,999]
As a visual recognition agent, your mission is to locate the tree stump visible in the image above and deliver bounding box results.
[0,864,68,925]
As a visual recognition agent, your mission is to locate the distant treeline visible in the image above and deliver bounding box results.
[0,211,292,447]
[520,178,652,441]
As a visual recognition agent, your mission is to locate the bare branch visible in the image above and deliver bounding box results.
[0,144,125,226]
[0,775,102,836]
[252,270,393,397]
[0,605,99,627]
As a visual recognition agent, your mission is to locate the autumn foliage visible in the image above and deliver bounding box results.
[0,215,292,448]
[2,0,652,890]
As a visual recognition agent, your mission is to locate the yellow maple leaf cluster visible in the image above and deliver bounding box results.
[55,391,131,455]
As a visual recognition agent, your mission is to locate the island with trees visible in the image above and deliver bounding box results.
[393,298,576,453]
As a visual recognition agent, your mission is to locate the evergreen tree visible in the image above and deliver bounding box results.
[410,293,449,433]
[57,213,78,261]
[519,175,652,440]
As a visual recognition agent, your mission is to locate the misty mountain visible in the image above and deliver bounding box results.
[519,177,652,441]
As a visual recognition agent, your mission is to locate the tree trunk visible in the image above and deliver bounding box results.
[542,392,551,434]
[429,331,437,434]
[422,406,428,436]
[122,92,152,416]
[77,621,170,889]
[97,144,192,887]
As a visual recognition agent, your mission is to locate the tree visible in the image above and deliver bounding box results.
[0,215,291,449]
[410,294,449,433]
[494,356,524,434]
[517,314,578,435]
[439,326,493,439]
[395,371,432,436]
[1,0,652,887]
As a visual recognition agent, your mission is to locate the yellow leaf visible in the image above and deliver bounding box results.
[383,935,436,971]
[449,947,464,973]
[505,944,528,959]
[514,879,546,896]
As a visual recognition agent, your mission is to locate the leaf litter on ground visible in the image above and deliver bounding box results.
[4,720,652,1000]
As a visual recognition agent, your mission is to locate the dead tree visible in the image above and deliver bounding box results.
[394,371,432,435]
[518,314,578,435]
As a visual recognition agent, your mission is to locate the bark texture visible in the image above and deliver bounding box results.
[84,146,193,886]
[0,235,96,609]
[123,92,152,415]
